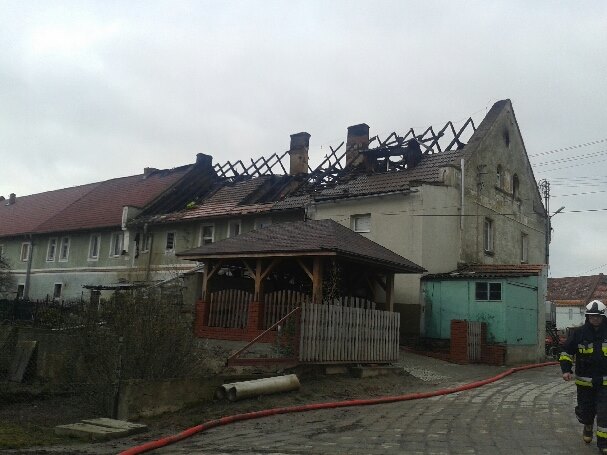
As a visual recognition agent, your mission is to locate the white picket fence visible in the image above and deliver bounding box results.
[299,303,400,363]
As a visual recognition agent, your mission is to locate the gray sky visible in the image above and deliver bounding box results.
[1,1,606,278]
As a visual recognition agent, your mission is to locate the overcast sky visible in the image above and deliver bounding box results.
[1,1,606,278]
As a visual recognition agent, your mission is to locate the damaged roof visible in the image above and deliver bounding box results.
[177,218,426,273]
[547,274,607,307]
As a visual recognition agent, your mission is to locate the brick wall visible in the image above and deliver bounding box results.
[449,319,506,366]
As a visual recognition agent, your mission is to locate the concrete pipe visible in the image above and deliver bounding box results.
[217,374,300,402]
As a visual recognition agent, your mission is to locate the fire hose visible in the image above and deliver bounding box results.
[120,361,558,455]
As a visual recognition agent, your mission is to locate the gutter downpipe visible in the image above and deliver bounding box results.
[23,235,34,300]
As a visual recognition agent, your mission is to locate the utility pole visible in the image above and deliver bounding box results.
[538,180,550,265]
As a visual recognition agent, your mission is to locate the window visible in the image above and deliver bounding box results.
[254,218,272,230]
[496,165,503,189]
[165,232,176,252]
[228,221,241,238]
[521,233,529,263]
[351,214,371,233]
[475,282,502,301]
[512,174,520,199]
[53,283,62,300]
[483,218,494,254]
[0,244,4,258]
[16,284,24,299]
[89,234,101,260]
[46,238,57,262]
[141,233,152,252]
[20,243,31,262]
[200,225,214,245]
[110,233,124,257]
[569,308,573,320]
[59,236,70,261]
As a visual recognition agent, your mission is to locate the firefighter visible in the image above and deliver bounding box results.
[561,299,607,453]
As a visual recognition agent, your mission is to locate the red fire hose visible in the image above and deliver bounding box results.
[120,361,558,455]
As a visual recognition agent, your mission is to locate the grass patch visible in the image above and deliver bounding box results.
[0,422,67,449]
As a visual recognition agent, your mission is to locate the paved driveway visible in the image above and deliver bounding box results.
[154,366,596,455]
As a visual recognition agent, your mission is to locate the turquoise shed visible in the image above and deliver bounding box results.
[421,264,547,364]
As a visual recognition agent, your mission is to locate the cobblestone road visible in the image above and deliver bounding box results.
[154,366,597,455]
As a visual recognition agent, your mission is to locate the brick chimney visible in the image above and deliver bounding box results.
[288,132,310,175]
[196,153,213,169]
[346,123,370,167]
[143,167,158,177]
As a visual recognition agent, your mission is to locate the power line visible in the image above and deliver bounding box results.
[532,148,607,167]
[528,138,607,158]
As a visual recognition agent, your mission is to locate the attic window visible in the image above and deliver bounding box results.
[351,214,371,233]
[512,174,520,199]
[503,129,510,148]
[496,165,503,189]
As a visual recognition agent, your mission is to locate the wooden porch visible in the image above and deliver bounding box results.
[178,219,425,364]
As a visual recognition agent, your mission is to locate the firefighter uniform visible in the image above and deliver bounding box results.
[560,317,607,450]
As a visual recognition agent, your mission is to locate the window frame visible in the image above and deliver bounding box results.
[483,218,494,254]
[141,233,152,253]
[88,234,101,261]
[475,282,502,301]
[165,232,176,253]
[20,242,31,262]
[46,238,58,262]
[200,224,215,245]
[16,284,25,299]
[58,236,70,262]
[520,232,529,264]
[227,220,241,238]
[351,213,371,233]
[110,232,124,258]
[52,283,63,300]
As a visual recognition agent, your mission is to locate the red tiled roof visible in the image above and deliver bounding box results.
[422,264,546,280]
[177,218,426,273]
[547,274,607,306]
[0,166,192,237]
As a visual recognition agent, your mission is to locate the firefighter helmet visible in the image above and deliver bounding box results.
[585,300,607,316]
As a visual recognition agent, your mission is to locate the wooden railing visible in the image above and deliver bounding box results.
[208,289,252,328]
[299,303,399,363]
[263,290,309,329]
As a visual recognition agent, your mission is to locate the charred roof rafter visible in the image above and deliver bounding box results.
[212,117,475,192]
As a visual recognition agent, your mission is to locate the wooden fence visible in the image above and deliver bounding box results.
[299,303,399,363]
[208,289,252,328]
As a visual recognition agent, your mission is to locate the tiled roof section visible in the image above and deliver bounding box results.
[547,274,607,306]
[422,264,545,280]
[0,183,100,237]
[0,166,192,237]
[177,218,426,273]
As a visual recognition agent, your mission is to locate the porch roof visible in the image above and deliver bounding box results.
[177,219,425,273]
[422,264,545,280]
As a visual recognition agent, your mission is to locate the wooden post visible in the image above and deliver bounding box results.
[201,261,210,301]
[312,257,323,304]
[386,273,395,312]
